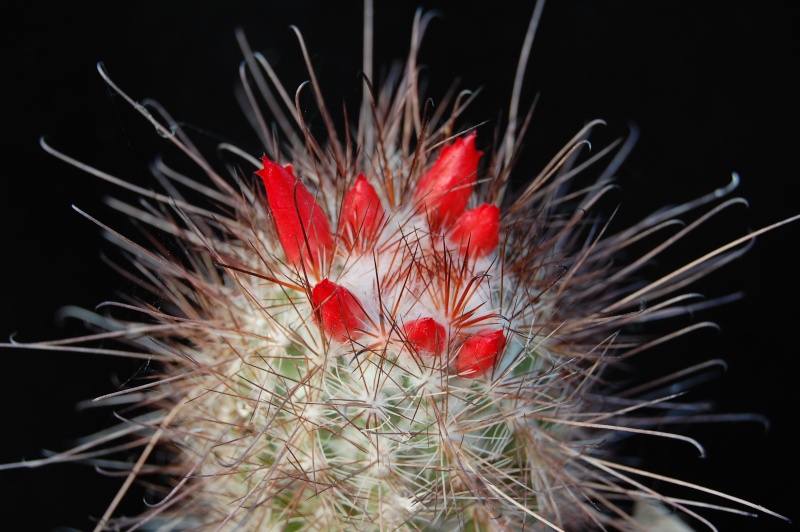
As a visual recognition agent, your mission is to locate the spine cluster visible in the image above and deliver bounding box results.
[2,5,793,532]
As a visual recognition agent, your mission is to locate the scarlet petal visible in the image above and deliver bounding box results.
[256,155,333,270]
[414,132,483,229]
[403,318,446,357]
[338,174,386,250]
[448,203,500,258]
[311,279,367,342]
[454,329,506,377]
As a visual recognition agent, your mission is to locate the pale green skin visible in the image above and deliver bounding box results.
[167,206,567,531]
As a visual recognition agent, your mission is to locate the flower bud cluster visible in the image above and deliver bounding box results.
[258,131,506,380]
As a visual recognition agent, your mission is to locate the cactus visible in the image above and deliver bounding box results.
[2,2,796,530]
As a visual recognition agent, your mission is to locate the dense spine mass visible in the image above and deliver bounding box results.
[2,4,794,531]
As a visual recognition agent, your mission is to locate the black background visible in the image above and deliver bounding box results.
[1,1,798,530]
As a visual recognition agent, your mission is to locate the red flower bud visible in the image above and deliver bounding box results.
[403,317,446,357]
[257,155,333,271]
[448,203,500,258]
[311,278,367,342]
[454,329,506,377]
[414,132,482,229]
[338,174,386,250]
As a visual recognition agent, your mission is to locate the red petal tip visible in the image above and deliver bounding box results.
[403,317,446,357]
[257,156,333,270]
[338,174,386,250]
[414,132,483,229]
[454,329,506,377]
[311,279,367,342]
[448,203,500,258]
